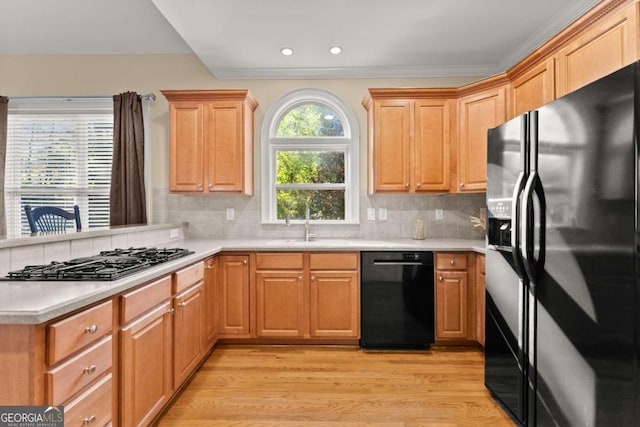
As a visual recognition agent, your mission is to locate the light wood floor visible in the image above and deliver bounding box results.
[156,345,515,427]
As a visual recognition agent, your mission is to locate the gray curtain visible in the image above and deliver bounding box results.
[110,92,147,226]
[0,97,7,236]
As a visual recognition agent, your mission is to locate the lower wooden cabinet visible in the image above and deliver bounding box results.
[434,252,474,342]
[253,252,360,340]
[435,270,469,340]
[173,282,204,388]
[203,256,219,349]
[476,254,486,347]
[219,254,251,336]
[256,270,305,337]
[120,301,174,427]
[309,270,359,338]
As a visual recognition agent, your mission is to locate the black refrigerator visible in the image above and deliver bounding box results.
[485,61,640,426]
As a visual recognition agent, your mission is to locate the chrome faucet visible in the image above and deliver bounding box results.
[304,201,316,242]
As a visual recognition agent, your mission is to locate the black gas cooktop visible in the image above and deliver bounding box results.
[5,247,194,281]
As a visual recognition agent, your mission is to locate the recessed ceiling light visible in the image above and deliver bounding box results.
[280,47,294,56]
[329,46,342,55]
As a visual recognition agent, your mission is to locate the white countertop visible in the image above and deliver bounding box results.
[0,238,485,325]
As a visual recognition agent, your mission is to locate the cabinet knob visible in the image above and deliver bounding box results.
[310,275,315,281]
[243,259,248,265]
[84,324,98,334]
[178,302,187,308]
[439,276,443,282]
[83,415,97,425]
[83,365,97,375]
[168,308,175,314]
[450,260,455,265]
[197,183,203,190]
[298,275,303,280]
[405,182,410,188]
[459,182,465,187]
[416,183,421,188]
[205,265,214,270]
[208,183,213,189]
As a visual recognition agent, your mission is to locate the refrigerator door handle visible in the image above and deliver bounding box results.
[511,171,528,280]
[521,171,547,283]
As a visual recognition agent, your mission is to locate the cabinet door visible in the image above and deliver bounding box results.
[371,100,411,192]
[510,58,556,118]
[255,271,304,337]
[205,101,245,193]
[203,257,219,349]
[476,254,486,346]
[120,301,173,427]
[435,271,469,340]
[173,282,203,388]
[219,255,250,336]
[309,271,359,338]
[414,99,450,191]
[457,86,506,192]
[169,102,205,192]
[556,4,638,97]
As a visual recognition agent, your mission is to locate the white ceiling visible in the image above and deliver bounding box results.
[1,0,601,80]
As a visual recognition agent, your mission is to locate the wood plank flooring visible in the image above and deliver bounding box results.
[156,345,514,426]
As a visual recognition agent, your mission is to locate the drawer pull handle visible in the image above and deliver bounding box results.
[83,365,97,375]
[84,325,98,334]
[450,260,455,265]
[83,415,97,425]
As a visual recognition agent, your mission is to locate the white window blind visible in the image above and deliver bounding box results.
[6,98,113,237]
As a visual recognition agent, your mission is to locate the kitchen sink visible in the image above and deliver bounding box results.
[266,239,352,247]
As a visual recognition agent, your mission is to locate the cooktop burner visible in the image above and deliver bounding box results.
[5,247,194,281]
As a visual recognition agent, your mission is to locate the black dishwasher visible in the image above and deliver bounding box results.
[360,251,434,349]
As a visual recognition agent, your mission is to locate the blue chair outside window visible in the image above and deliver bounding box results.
[24,205,82,233]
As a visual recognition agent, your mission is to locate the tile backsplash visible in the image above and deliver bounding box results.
[154,188,486,241]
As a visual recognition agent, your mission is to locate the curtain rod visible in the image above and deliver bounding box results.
[9,93,157,101]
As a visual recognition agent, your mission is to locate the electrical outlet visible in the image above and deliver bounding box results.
[226,208,235,221]
[169,228,179,238]
[435,209,444,220]
[367,208,376,221]
[379,208,388,221]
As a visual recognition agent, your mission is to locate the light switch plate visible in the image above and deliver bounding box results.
[435,209,444,220]
[367,208,376,221]
[379,208,388,221]
[226,208,235,221]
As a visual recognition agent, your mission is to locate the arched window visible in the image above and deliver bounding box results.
[261,88,359,224]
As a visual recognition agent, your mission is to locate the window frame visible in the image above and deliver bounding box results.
[261,88,359,224]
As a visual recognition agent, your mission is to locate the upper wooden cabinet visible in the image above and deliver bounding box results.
[161,90,258,195]
[556,3,639,97]
[510,57,556,118]
[363,90,453,194]
[457,84,507,192]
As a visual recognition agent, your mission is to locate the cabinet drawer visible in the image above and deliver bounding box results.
[48,300,113,366]
[45,336,112,405]
[435,253,468,270]
[64,373,112,427]
[174,261,204,293]
[309,253,358,270]
[256,253,303,270]
[121,275,172,324]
